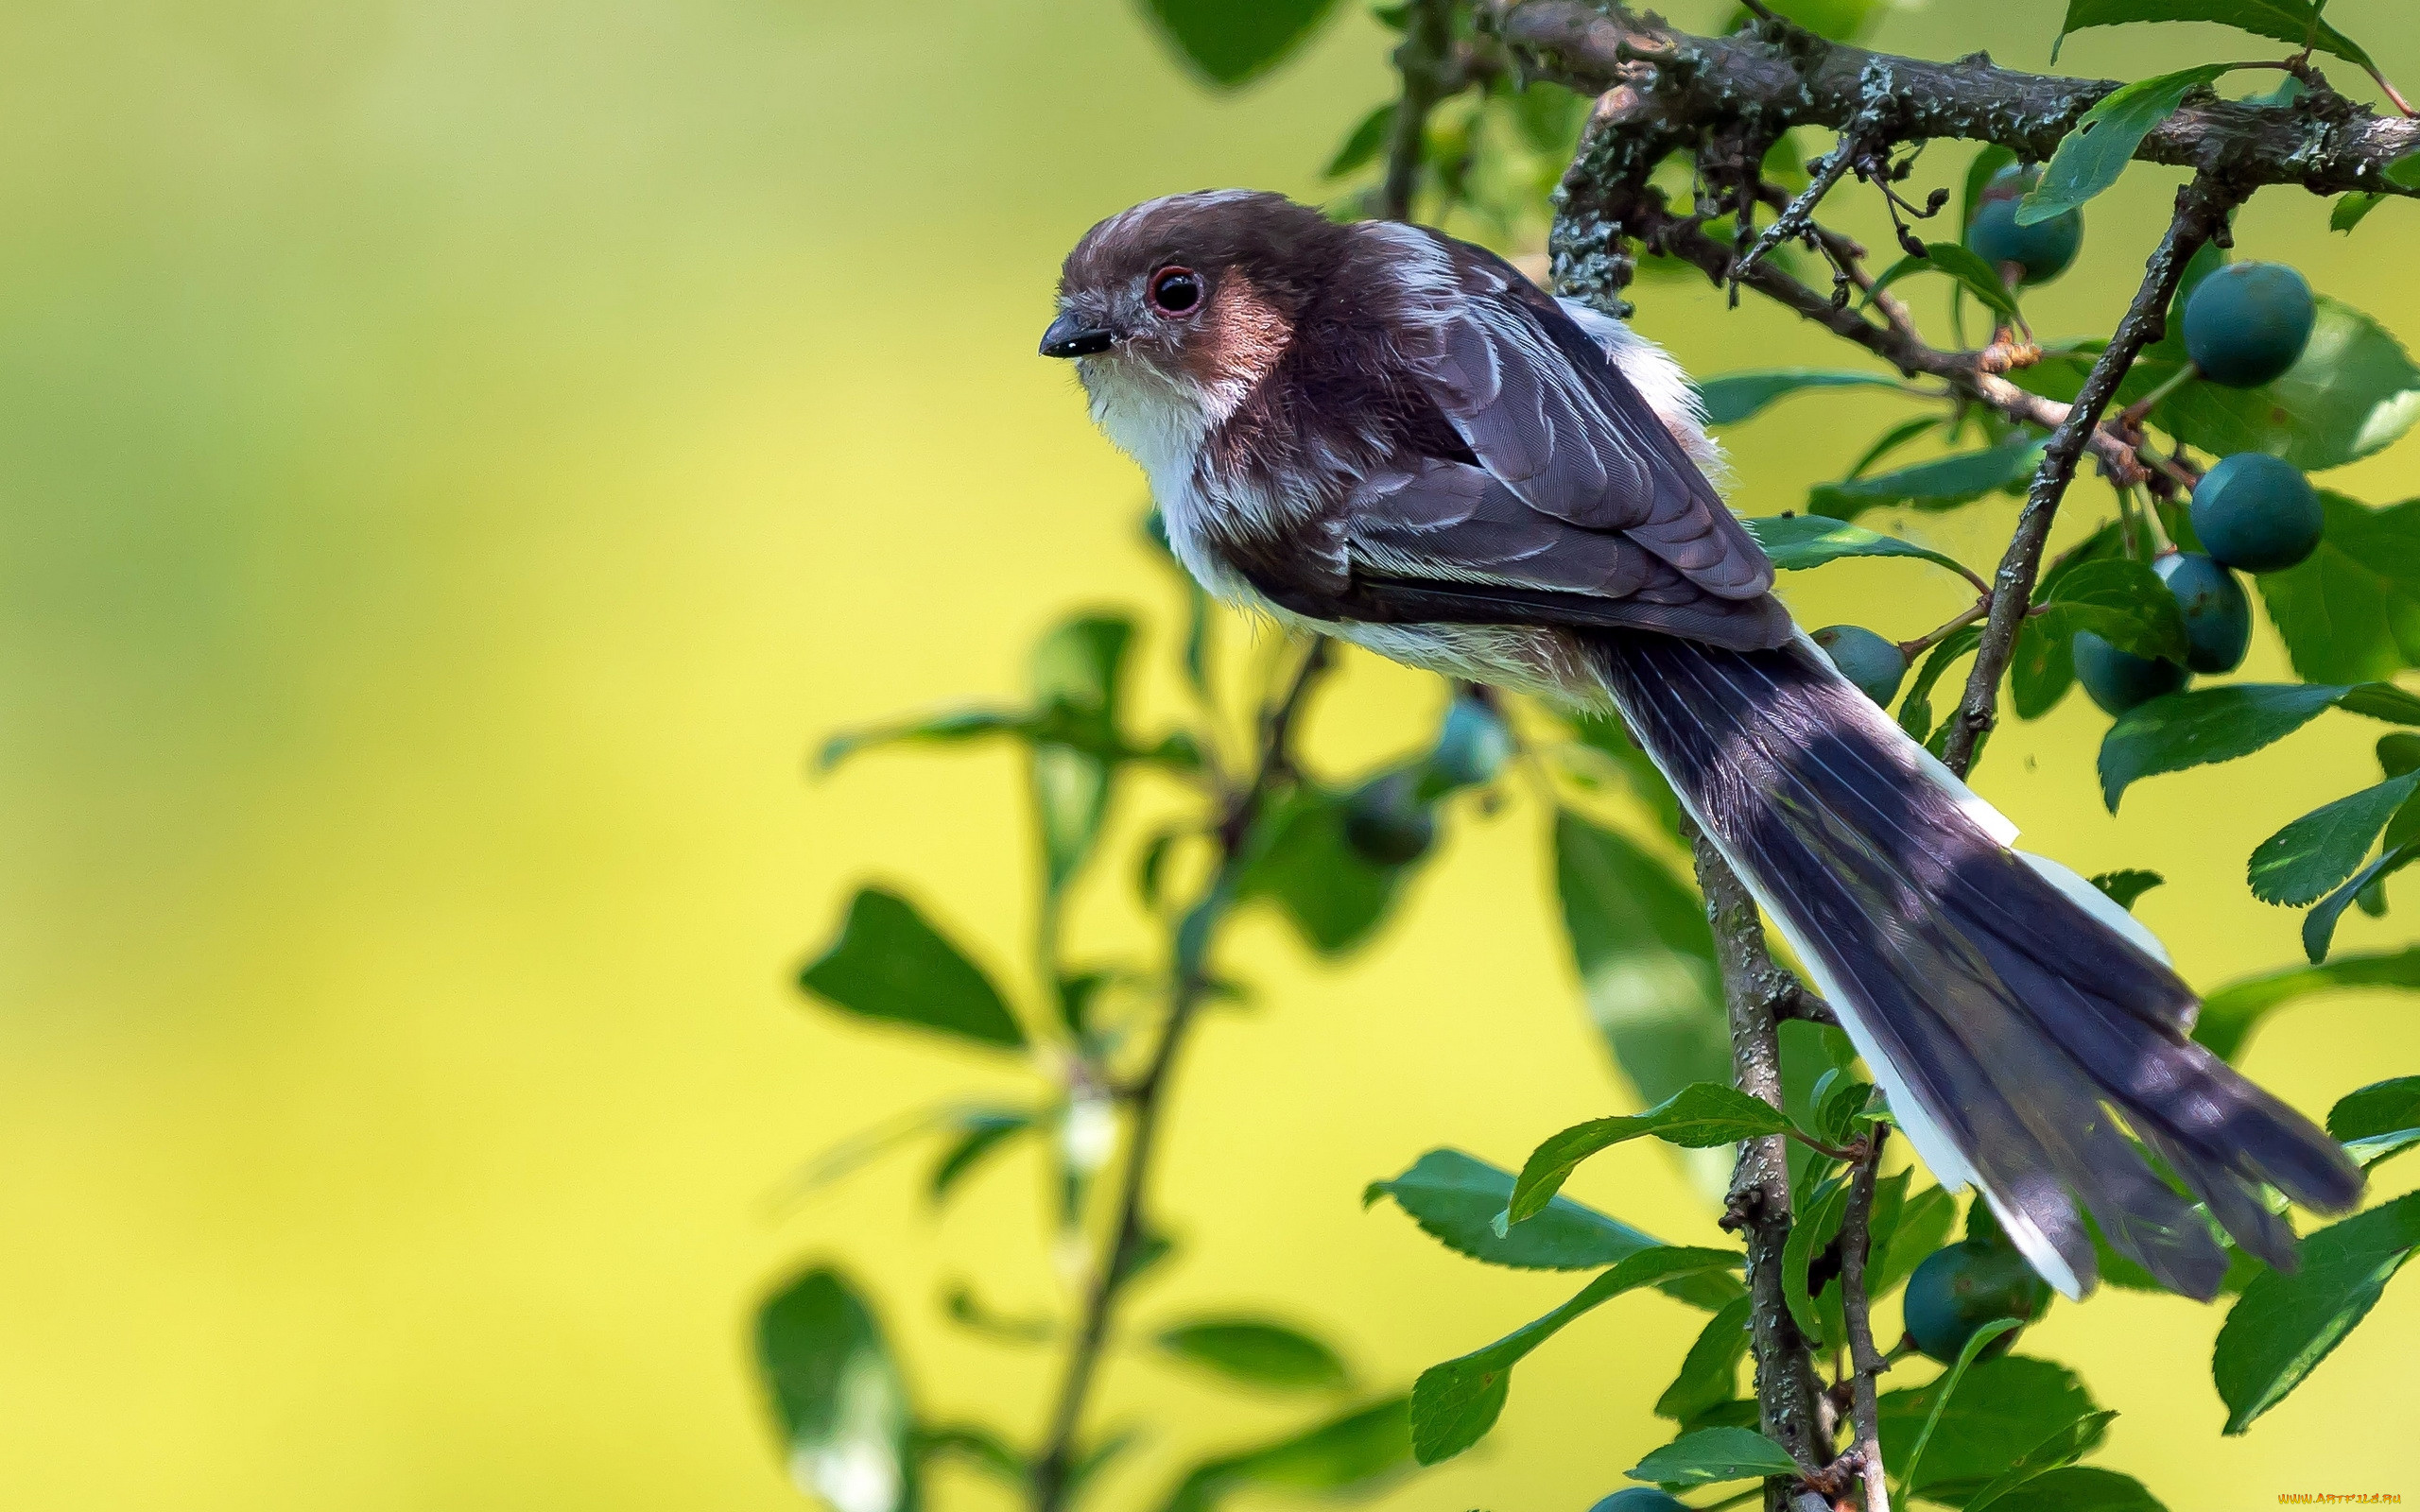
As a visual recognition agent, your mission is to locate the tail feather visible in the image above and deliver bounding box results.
[1592,629,2363,1299]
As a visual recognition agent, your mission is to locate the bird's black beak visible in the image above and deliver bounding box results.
[1040,311,1115,359]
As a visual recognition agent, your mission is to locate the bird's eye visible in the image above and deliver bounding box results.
[1150,266,1201,315]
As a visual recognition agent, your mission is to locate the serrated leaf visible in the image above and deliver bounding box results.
[1503,1084,1792,1227]
[1698,369,1910,425]
[1153,1398,1411,1512]
[2256,492,2420,684]
[1885,1344,2080,1503]
[1139,0,1345,87]
[2091,869,2166,911]
[2098,681,2420,812]
[2020,64,2235,225]
[1962,1410,2121,1512]
[2214,1193,2420,1434]
[1973,1467,2167,1512]
[2031,558,2191,662]
[2056,0,2375,73]
[2304,838,2420,961]
[801,889,1026,1050]
[2195,946,2420,1061]
[1810,436,2045,521]
[1625,1425,1801,1487]
[1870,242,2024,324]
[1363,1148,1743,1308]
[1155,1318,1350,1393]
[2249,771,2420,905]
[1556,811,1733,1198]
[1743,514,1977,581]
[1654,1295,1754,1424]
[1409,1247,1743,1464]
[756,1267,921,1512]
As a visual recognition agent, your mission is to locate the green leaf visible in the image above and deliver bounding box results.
[2213,1192,2420,1434]
[2304,838,2420,961]
[2014,521,2124,720]
[1973,1468,2167,1512]
[1781,1176,1850,1347]
[2031,558,2191,662]
[819,709,1031,772]
[1698,369,1909,426]
[1626,1425,1802,1487]
[2249,771,2420,905]
[1154,1319,1350,1392]
[2021,65,2235,225]
[1742,514,1978,581]
[801,889,1026,1050]
[1725,0,1892,41]
[756,1267,921,1512]
[1138,0,1345,87]
[1324,102,1396,178]
[2091,869,2166,911]
[1962,144,2020,231]
[1872,1184,1960,1298]
[1812,1072,1876,1146]
[1567,715,1685,840]
[2330,1077,2420,1141]
[928,1111,1035,1203]
[1503,1084,1791,1227]
[1896,624,1985,746]
[1869,242,2024,325]
[1236,782,1411,955]
[2333,192,2385,233]
[1028,615,1134,895]
[2256,493,2420,684]
[2195,946,2420,1061]
[1885,1348,2091,1503]
[1409,1246,1743,1464]
[916,1424,1027,1489]
[1962,1411,2121,1511]
[1556,811,1733,1196]
[1654,1294,1754,1424]
[1810,436,2045,521]
[1363,1148,1745,1309]
[2098,681,2420,812]
[2055,0,2377,73]
[1154,1398,1411,1512]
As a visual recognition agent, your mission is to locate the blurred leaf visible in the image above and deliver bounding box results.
[2019,65,2234,225]
[1699,370,1909,426]
[2256,493,2420,684]
[1155,1319,1351,1392]
[1028,615,1134,895]
[2055,0,2377,72]
[2091,869,2166,911]
[1555,812,1732,1196]
[1811,436,2045,521]
[820,709,1032,773]
[1962,144,2020,232]
[1627,1425,1802,1486]
[1654,1295,1754,1423]
[1851,414,1950,479]
[1962,1411,2121,1511]
[1155,1398,1411,1512]
[2304,838,2420,961]
[802,889,1025,1050]
[1882,1347,2085,1503]
[1138,0,1345,87]
[1743,514,1977,581]
[1725,0,1890,39]
[2098,681,2420,812]
[1975,1468,2166,1512]
[1409,1247,1743,1464]
[943,1282,1057,1345]
[1362,1148,1744,1308]
[1897,624,1984,746]
[929,1111,1035,1204]
[757,1267,921,1512]
[1325,102,1396,178]
[2214,1193,2420,1434]
[2016,299,2420,472]
[2194,945,2420,1060]
[2248,771,2420,905]
[916,1425,1026,1490]
[1869,242,2024,325]
[1503,1084,1792,1227]
[2030,558,2191,663]
[1236,783,1412,955]
[1567,714,1685,840]
[1505,80,1589,155]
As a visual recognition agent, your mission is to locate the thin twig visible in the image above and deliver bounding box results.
[1734,133,1862,286]
[1936,175,2240,776]
[1028,638,1332,1512]
[1837,1130,1895,1512]
[1379,0,1460,222]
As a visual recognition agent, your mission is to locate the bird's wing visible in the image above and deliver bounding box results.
[1403,231,1773,602]
[1238,455,1794,652]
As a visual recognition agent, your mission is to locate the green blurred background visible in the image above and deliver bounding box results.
[2,0,2415,1506]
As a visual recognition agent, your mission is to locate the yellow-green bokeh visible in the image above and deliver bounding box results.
[1,1,2415,1508]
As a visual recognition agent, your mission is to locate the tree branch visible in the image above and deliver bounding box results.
[1381,0,1461,221]
[1028,639,1332,1512]
[1935,175,2240,774]
[1688,821,1832,1512]
[1836,1130,1894,1512]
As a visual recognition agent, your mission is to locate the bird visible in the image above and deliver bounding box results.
[1038,188,2362,1300]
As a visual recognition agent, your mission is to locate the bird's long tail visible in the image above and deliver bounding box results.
[1590,628,2361,1298]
